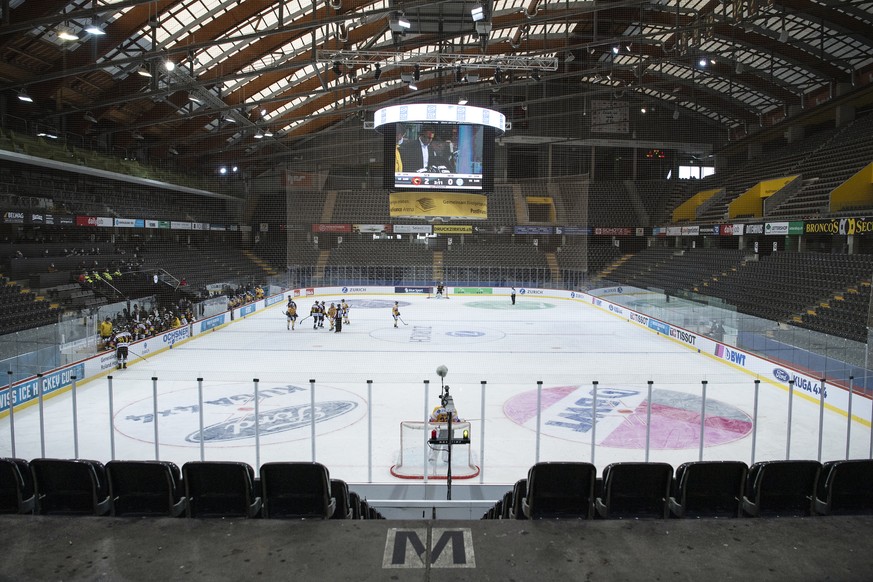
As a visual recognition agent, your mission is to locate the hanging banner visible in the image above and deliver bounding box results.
[389,192,487,220]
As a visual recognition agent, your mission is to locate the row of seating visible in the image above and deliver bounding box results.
[0,458,383,520]
[483,459,873,520]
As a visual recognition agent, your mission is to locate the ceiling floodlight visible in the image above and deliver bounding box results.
[58,27,79,41]
[132,131,145,140]
[409,83,418,91]
[136,65,152,77]
[263,130,273,137]
[612,46,619,54]
[189,94,203,104]
[699,58,707,67]
[168,147,179,155]
[389,13,411,32]
[471,4,485,22]
[163,59,175,72]
[254,132,264,139]
[17,89,33,103]
[565,52,575,63]
[85,22,105,36]
[400,72,413,83]
[458,98,468,105]
[779,28,789,42]
[475,21,492,35]
[466,73,480,82]
[83,112,98,124]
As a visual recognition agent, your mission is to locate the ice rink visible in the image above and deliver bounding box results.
[2,291,870,486]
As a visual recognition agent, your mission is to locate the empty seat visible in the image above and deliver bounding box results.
[523,463,596,519]
[330,478,353,520]
[349,491,362,519]
[0,458,34,514]
[509,478,527,519]
[595,462,673,519]
[106,460,187,517]
[30,458,111,516]
[182,461,261,518]
[669,461,748,518]
[260,462,335,519]
[742,460,821,517]
[815,459,873,515]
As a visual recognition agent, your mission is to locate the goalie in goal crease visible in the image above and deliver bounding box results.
[428,401,464,463]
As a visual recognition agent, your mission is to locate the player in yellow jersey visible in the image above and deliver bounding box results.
[392,301,401,327]
[327,303,338,331]
[286,299,298,330]
[341,299,350,325]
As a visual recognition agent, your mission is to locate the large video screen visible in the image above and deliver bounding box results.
[385,122,493,192]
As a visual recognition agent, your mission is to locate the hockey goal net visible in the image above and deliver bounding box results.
[390,420,480,480]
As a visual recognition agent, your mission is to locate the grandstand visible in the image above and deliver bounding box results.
[2,0,873,579]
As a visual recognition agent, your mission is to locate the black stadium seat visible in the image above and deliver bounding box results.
[30,458,111,516]
[742,460,821,517]
[106,460,187,517]
[522,463,596,519]
[259,462,335,519]
[669,460,748,518]
[595,462,673,519]
[182,461,261,518]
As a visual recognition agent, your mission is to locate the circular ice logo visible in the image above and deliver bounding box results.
[446,330,484,337]
[346,299,403,309]
[116,382,366,447]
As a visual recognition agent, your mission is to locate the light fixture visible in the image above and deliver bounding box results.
[136,65,152,78]
[132,131,144,140]
[625,44,632,52]
[223,115,237,123]
[58,27,79,41]
[17,89,33,103]
[779,28,789,42]
[232,166,238,173]
[612,46,619,54]
[532,71,542,82]
[263,130,273,137]
[458,98,468,105]
[475,21,492,35]
[168,147,179,155]
[37,131,58,139]
[641,107,647,113]
[374,63,382,80]
[85,22,105,36]
[163,59,175,72]
[83,112,98,124]
[219,166,227,175]
[736,61,745,74]
[389,13,411,32]
[466,73,479,82]
[471,3,485,22]
[565,52,575,63]
[409,83,418,91]
[254,132,264,139]
[400,72,413,83]
[413,64,420,81]
[699,58,707,67]
[673,108,680,120]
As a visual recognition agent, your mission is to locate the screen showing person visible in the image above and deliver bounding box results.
[390,121,488,191]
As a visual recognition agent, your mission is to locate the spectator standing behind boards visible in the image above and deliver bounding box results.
[98,317,113,350]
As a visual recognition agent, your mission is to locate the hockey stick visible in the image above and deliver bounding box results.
[299,315,311,324]
[398,316,409,326]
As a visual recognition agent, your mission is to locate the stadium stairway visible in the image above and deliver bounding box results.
[598,254,632,278]
[312,250,330,284]
[544,252,562,284]
[243,250,279,278]
[433,251,444,282]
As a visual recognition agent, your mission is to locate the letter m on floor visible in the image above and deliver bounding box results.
[382,528,475,568]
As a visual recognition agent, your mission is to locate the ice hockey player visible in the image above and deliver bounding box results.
[309,302,319,329]
[114,327,132,369]
[341,299,350,325]
[436,282,445,298]
[327,303,338,331]
[286,299,298,330]
[392,301,401,327]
